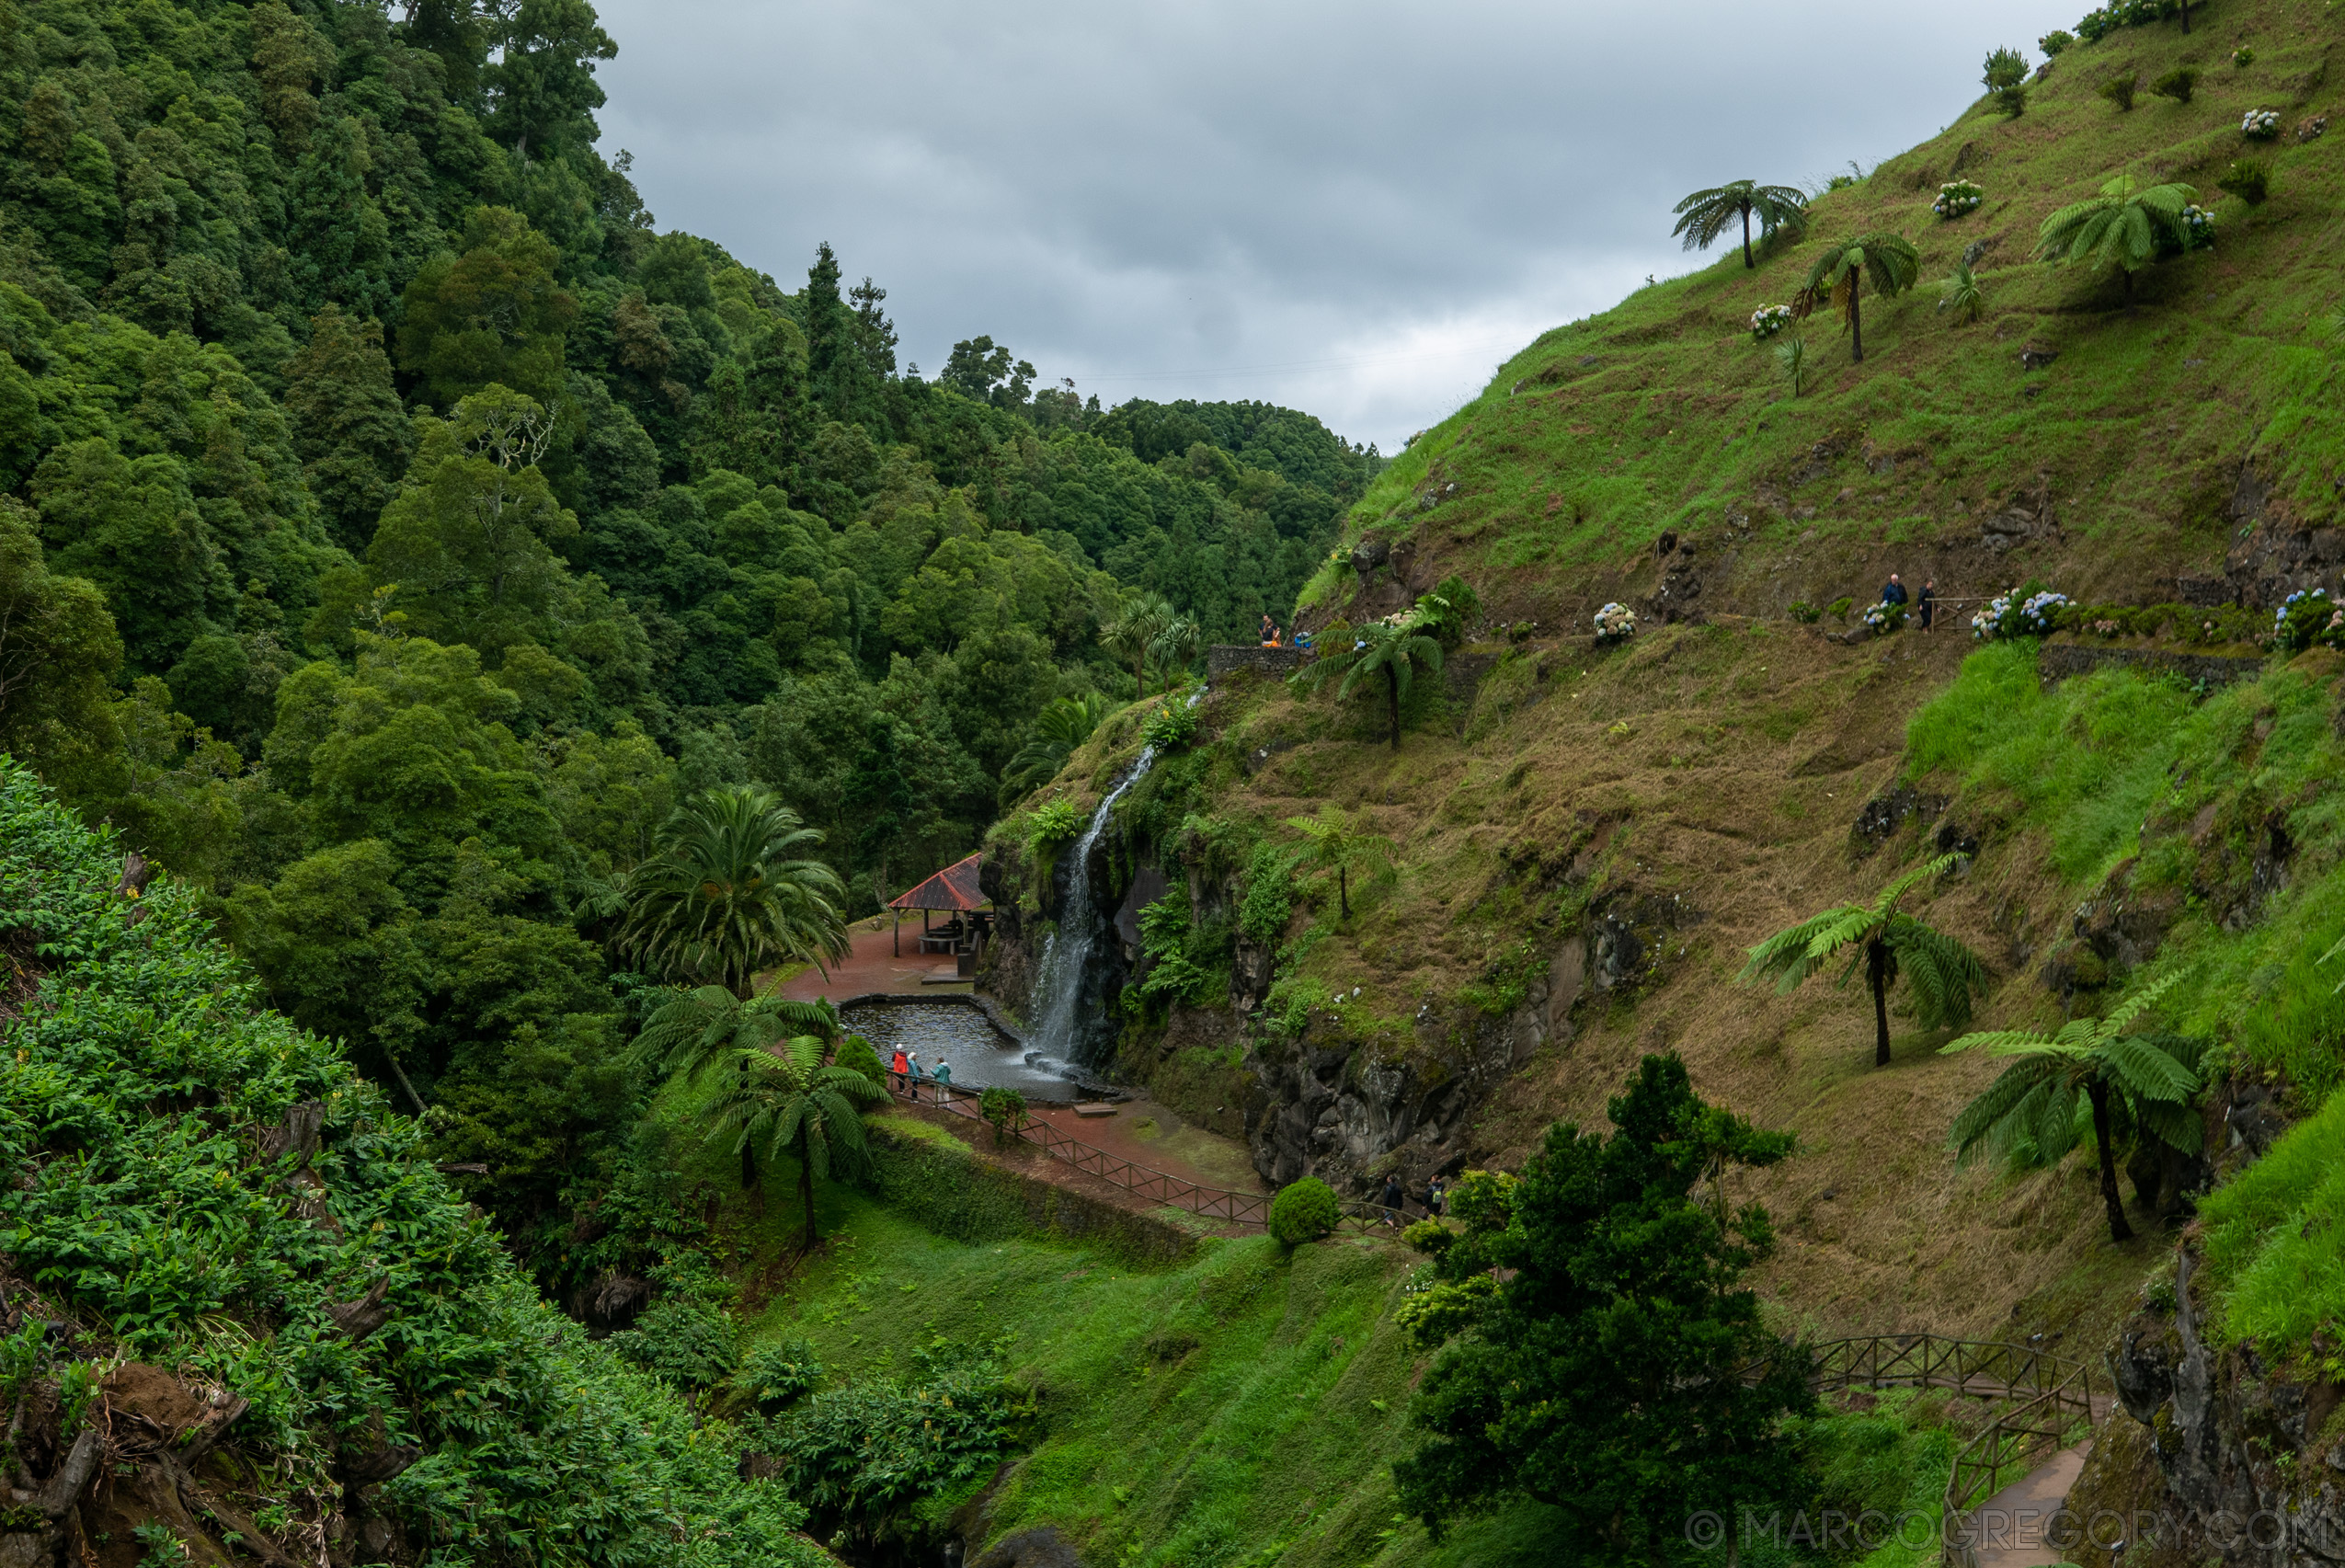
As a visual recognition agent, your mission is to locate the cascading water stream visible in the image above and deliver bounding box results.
[1028,691,1202,1069]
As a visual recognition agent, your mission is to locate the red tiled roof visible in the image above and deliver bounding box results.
[888,852,988,911]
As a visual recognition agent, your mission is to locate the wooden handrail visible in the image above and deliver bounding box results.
[1805,1334,2098,1568]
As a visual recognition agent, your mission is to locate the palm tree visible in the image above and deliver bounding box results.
[1671,180,1810,269]
[1284,805,1396,921]
[1800,234,1921,362]
[618,787,850,999]
[1001,693,1107,798]
[1941,973,2200,1243]
[1303,605,1444,751]
[1150,614,1202,688]
[1102,592,1174,696]
[704,1039,883,1245]
[1738,854,1988,1068]
[2035,174,2195,309]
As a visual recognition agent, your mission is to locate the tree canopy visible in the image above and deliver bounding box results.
[1671,180,1809,268]
[1393,1055,1813,1554]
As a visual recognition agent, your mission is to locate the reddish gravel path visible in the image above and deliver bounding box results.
[776,917,967,1001]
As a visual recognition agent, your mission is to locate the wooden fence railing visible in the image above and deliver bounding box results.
[1810,1334,2099,1568]
[887,1078,1413,1231]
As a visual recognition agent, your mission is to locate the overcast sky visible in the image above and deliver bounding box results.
[591,0,2066,452]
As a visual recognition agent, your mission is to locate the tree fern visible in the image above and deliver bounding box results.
[1941,971,2200,1242]
[1739,853,1984,1066]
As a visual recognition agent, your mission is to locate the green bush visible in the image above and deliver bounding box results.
[1401,1219,1454,1255]
[2274,589,2340,652]
[1982,46,2028,90]
[2100,73,2138,110]
[1788,600,1823,624]
[2218,159,2271,205]
[979,1086,1029,1146]
[1825,595,1854,622]
[738,1338,825,1413]
[2151,65,2200,103]
[2232,46,2255,67]
[2039,29,2076,54]
[835,1034,891,1093]
[1142,697,1200,750]
[1993,85,2029,118]
[1237,844,1295,945]
[1026,797,1085,848]
[751,1343,1016,1539]
[1445,1169,1520,1234]
[1268,1177,1341,1246]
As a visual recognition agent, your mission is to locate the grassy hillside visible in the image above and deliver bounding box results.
[1323,0,2340,625]
[989,0,2345,1368]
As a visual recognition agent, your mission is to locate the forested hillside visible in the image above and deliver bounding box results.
[0,0,1375,1252]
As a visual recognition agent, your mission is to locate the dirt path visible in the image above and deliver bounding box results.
[888,1099,1265,1237]
[1969,1443,2093,1568]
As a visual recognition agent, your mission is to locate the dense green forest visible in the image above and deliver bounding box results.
[0,0,1375,1252]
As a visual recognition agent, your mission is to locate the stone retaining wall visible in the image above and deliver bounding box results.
[1207,645,1305,679]
[2037,643,2268,689]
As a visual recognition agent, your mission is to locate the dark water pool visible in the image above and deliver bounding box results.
[839,1001,1081,1098]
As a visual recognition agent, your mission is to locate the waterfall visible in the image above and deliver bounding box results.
[1028,691,1202,1069]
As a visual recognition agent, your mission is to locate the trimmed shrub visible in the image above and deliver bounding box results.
[2039,29,2076,54]
[1268,1177,1341,1246]
[979,1085,1028,1146]
[1789,601,1823,624]
[2150,66,2199,103]
[1401,1219,1454,1256]
[2100,74,2137,110]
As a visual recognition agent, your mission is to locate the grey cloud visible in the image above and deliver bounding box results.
[593,0,2070,448]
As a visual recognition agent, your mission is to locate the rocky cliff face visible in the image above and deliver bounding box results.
[2072,1082,2318,1568]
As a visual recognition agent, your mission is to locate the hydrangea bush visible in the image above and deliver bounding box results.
[1593,602,1638,644]
[1863,600,1909,634]
[1933,179,1985,220]
[2075,0,2187,40]
[2181,203,2216,246]
[1972,588,2072,640]
[2274,589,2345,654]
[2242,109,2282,139]
[1749,303,1793,340]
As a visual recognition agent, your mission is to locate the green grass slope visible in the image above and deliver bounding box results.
[1321,0,2340,624]
[985,0,2345,1363]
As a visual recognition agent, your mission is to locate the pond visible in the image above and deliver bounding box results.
[839,1001,1084,1099]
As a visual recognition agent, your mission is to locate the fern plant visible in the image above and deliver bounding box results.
[1739,854,1988,1067]
[1941,971,2201,1242]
